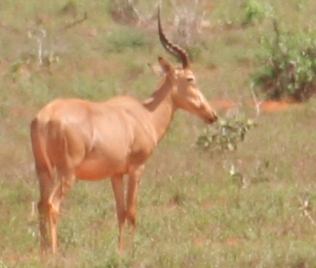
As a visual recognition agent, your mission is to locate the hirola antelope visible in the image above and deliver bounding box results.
[30,6,218,255]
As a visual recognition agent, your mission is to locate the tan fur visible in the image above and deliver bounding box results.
[30,10,218,256]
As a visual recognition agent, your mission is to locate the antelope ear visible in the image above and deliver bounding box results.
[158,56,174,74]
[147,63,164,77]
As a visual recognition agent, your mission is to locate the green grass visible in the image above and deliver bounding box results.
[2,0,316,267]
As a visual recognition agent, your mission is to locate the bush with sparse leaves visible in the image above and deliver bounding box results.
[196,114,256,152]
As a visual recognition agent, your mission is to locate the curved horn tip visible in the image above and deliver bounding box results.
[157,3,190,69]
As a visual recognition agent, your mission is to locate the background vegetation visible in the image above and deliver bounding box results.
[1,0,316,267]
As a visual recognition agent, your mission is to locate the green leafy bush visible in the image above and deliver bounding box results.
[241,0,269,26]
[196,114,256,152]
[253,21,316,101]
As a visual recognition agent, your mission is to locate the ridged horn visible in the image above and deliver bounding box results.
[158,5,190,69]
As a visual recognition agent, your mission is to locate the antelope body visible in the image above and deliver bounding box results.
[30,7,217,255]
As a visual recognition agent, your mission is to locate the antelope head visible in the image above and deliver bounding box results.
[157,6,218,124]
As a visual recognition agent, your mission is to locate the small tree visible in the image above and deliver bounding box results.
[241,0,268,26]
[170,0,208,49]
[253,21,316,101]
[109,0,141,25]
[109,0,210,52]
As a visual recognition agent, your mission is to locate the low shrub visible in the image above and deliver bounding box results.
[253,21,316,101]
[241,0,269,26]
[196,113,256,152]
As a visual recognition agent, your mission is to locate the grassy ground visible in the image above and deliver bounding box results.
[1,0,316,267]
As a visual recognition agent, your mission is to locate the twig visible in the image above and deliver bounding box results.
[0,22,21,34]
[28,26,47,66]
[250,84,263,118]
[62,12,88,30]
[298,196,316,226]
[272,19,281,56]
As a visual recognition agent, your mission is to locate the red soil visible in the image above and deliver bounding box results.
[254,100,302,113]
[209,99,302,113]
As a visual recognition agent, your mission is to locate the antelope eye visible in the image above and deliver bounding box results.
[186,77,195,82]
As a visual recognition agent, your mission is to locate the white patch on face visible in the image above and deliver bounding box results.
[194,91,203,107]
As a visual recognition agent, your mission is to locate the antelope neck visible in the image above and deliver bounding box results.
[143,77,176,143]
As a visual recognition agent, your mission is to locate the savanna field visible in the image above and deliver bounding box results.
[2,0,316,267]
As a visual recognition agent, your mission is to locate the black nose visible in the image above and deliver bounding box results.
[212,113,218,123]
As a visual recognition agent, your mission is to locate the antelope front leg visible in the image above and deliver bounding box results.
[111,175,125,252]
[126,165,144,248]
